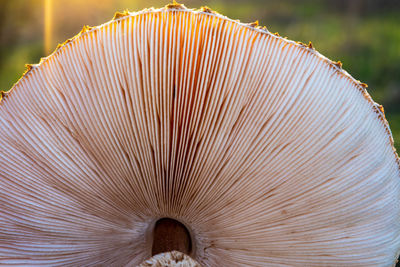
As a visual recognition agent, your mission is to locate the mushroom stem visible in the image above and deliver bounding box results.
[139,251,200,267]
[152,218,192,256]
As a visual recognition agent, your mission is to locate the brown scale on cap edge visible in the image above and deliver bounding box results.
[113,10,130,20]
[200,6,215,14]
[333,60,343,68]
[166,1,185,9]
[248,20,259,28]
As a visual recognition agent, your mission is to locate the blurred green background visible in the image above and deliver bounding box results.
[0,0,399,152]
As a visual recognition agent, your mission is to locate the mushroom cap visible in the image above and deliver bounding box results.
[0,4,399,266]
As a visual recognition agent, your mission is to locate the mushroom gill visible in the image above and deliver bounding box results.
[0,4,399,266]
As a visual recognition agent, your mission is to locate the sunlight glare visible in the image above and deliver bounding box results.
[44,0,53,55]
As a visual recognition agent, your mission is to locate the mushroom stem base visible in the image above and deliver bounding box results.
[139,251,200,267]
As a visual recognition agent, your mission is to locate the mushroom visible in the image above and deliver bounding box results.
[0,4,399,266]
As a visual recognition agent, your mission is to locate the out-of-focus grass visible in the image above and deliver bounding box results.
[0,42,43,91]
[0,0,399,152]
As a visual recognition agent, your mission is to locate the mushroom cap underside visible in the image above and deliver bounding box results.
[0,5,399,266]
